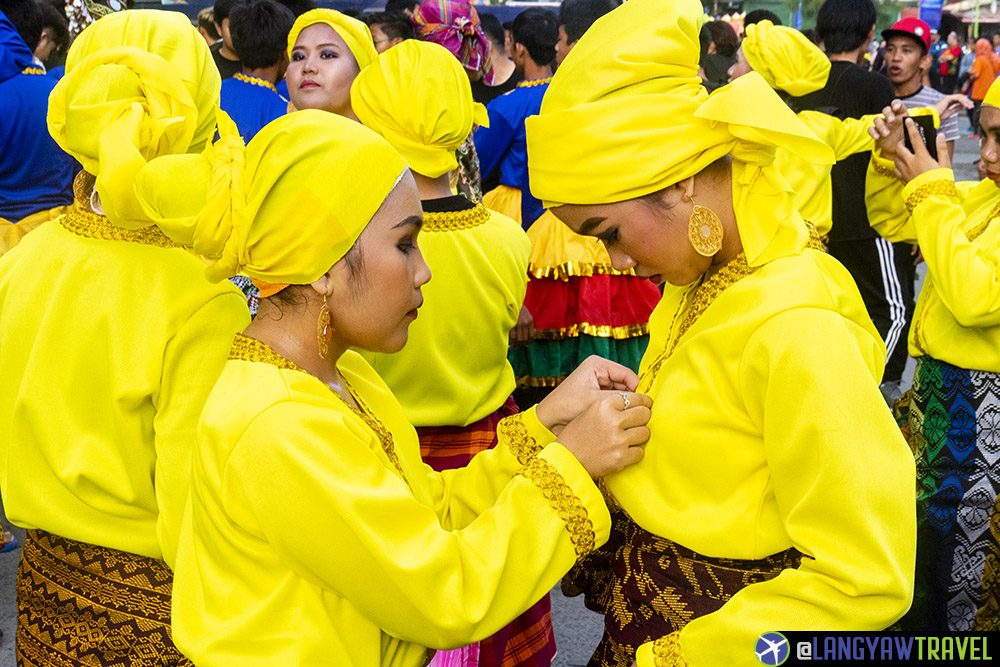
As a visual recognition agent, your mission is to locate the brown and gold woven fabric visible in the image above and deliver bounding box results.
[417,396,558,667]
[563,509,802,667]
[17,529,191,667]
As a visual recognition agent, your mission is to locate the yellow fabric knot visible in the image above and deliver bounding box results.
[526,0,834,268]
[46,10,221,232]
[741,20,830,96]
[351,40,488,179]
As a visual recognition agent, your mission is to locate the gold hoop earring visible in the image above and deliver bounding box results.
[317,295,332,359]
[688,203,724,257]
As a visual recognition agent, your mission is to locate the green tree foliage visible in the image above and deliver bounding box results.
[781,0,903,32]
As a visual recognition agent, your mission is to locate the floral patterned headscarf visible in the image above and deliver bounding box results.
[412,0,494,85]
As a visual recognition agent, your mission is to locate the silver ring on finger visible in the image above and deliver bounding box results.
[619,392,630,410]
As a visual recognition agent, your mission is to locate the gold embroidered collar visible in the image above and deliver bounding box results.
[422,204,490,231]
[639,253,757,392]
[229,334,411,486]
[60,206,180,248]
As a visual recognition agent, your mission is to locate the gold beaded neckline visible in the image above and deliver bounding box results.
[233,72,278,94]
[639,253,757,393]
[422,205,490,232]
[60,206,180,248]
[517,77,553,88]
[228,334,411,487]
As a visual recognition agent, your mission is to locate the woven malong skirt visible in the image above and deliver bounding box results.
[17,529,191,666]
[897,355,1000,631]
[563,509,801,667]
[417,397,556,667]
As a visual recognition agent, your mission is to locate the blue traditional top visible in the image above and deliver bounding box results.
[473,77,551,229]
[220,73,288,142]
[0,11,76,221]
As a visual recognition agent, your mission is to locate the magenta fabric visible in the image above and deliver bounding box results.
[412,0,495,84]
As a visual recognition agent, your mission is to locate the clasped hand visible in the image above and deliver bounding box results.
[868,98,958,183]
[536,355,652,478]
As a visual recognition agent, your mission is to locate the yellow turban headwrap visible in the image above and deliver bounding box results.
[287,8,377,71]
[351,40,488,179]
[984,73,1000,109]
[741,20,830,96]
[134,110,408,287]
[525,0,835,268]
[47,10,220,230]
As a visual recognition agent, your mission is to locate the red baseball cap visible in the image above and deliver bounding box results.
[882,18,932,52]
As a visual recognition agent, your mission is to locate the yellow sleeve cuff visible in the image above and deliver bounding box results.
[531,442,612,555]
[902,168,958,213]
[522,405,557,448]
[497,407,556,465]
[636,632,687,667]
[870,152,896,179]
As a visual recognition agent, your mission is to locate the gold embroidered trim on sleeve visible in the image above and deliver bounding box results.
[904,179,959,212]
[871,158,896,179]
[652,632,688,667]
[498,413,543,464]
[517,456,595,558]
[422,205,490,231]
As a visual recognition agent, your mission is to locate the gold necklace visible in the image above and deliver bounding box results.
[229,334,411,488]
[638,253,757,393]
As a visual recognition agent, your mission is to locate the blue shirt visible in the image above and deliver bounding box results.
[220,75,287,142]
[473,79,549,228]
[0,12,75,221]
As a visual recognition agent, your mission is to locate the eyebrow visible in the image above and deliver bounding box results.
[579,216,607,235]
[394,215,424,230]
[292,42,341,50]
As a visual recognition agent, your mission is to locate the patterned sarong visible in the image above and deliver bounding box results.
[898,356,1000,631]
[17,529,191,666]
[417,397,557,667]
[563,508,801,667]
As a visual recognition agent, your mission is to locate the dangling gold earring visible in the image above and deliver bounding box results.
[687,197,724,257]
[317,295,333,359]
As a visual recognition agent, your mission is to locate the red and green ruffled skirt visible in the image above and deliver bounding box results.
[483,185,661,388]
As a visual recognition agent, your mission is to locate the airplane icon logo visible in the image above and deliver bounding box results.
[755,632,790,665]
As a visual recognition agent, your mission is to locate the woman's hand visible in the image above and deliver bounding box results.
[935,93,973,120]
[557,390,651,478]
[868,100,909,159]
[892,118,952,183]
[536,356,641,435]
[509,304,534,347]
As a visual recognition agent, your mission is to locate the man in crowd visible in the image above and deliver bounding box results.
[796,0,912,404]
[883,17,962,159]
[367,10,412,54]
[220,0,293,141]
[555,0,619,65]
[211,0,243,79]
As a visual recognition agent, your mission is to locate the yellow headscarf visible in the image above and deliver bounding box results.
[47,10,220,230]
[741,20,830,96]
[351,40,488,179]
[287,8,377,71]
[984,74,1000,108]
[134,110,408,287]
[525,0,834,267]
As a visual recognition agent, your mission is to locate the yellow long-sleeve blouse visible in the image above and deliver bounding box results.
[866,161,1000,372]
[0,207,249,565]
[614,248,915,666]
[172,335,611,667]
[361,203,530,427]
[777,111,875,235]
